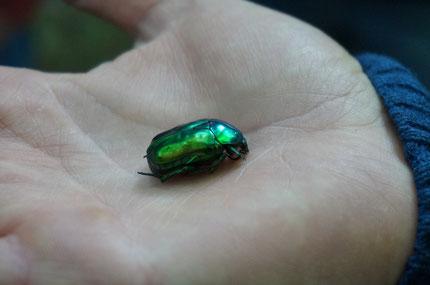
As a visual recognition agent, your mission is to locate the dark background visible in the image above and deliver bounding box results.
[252,0,430,88]
[1,0,429,88]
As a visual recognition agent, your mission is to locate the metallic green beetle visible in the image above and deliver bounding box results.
[138,119,249,182]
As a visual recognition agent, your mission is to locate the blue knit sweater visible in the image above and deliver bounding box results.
[357,54,430,284]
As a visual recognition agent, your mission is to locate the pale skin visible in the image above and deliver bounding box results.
[0,0,417,284]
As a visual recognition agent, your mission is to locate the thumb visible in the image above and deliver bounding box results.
[64,0,185,38]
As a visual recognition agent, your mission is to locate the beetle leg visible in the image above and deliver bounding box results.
[185,154,226,174]
[185,153,225,174]
[209,153,226,173]
[159,166,198,182]
[150,155,200,182]
[186,155,199,164]
[227,146,245,160]
[137,171,159,178]
[159,153,227,182]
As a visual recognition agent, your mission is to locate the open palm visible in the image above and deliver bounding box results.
[0,1,417,284]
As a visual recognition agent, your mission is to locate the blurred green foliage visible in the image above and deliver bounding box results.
[30,0,132,72]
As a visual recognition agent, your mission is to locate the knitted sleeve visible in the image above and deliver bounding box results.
[356,54,430,284]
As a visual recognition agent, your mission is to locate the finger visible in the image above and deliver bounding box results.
[0,235,27,285]
[64,0,198,39]
[64,0,154,35]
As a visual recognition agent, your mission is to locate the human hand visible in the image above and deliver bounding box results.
[0,0,416,284]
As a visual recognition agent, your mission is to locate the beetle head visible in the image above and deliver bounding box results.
[239,138,249,153]
[223,138,249,161]
[209,120,249,160]
[225,139,248,161]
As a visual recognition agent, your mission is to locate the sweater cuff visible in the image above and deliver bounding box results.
[356,53,430,284]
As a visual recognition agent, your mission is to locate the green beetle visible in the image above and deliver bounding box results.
[138,119,249,182]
